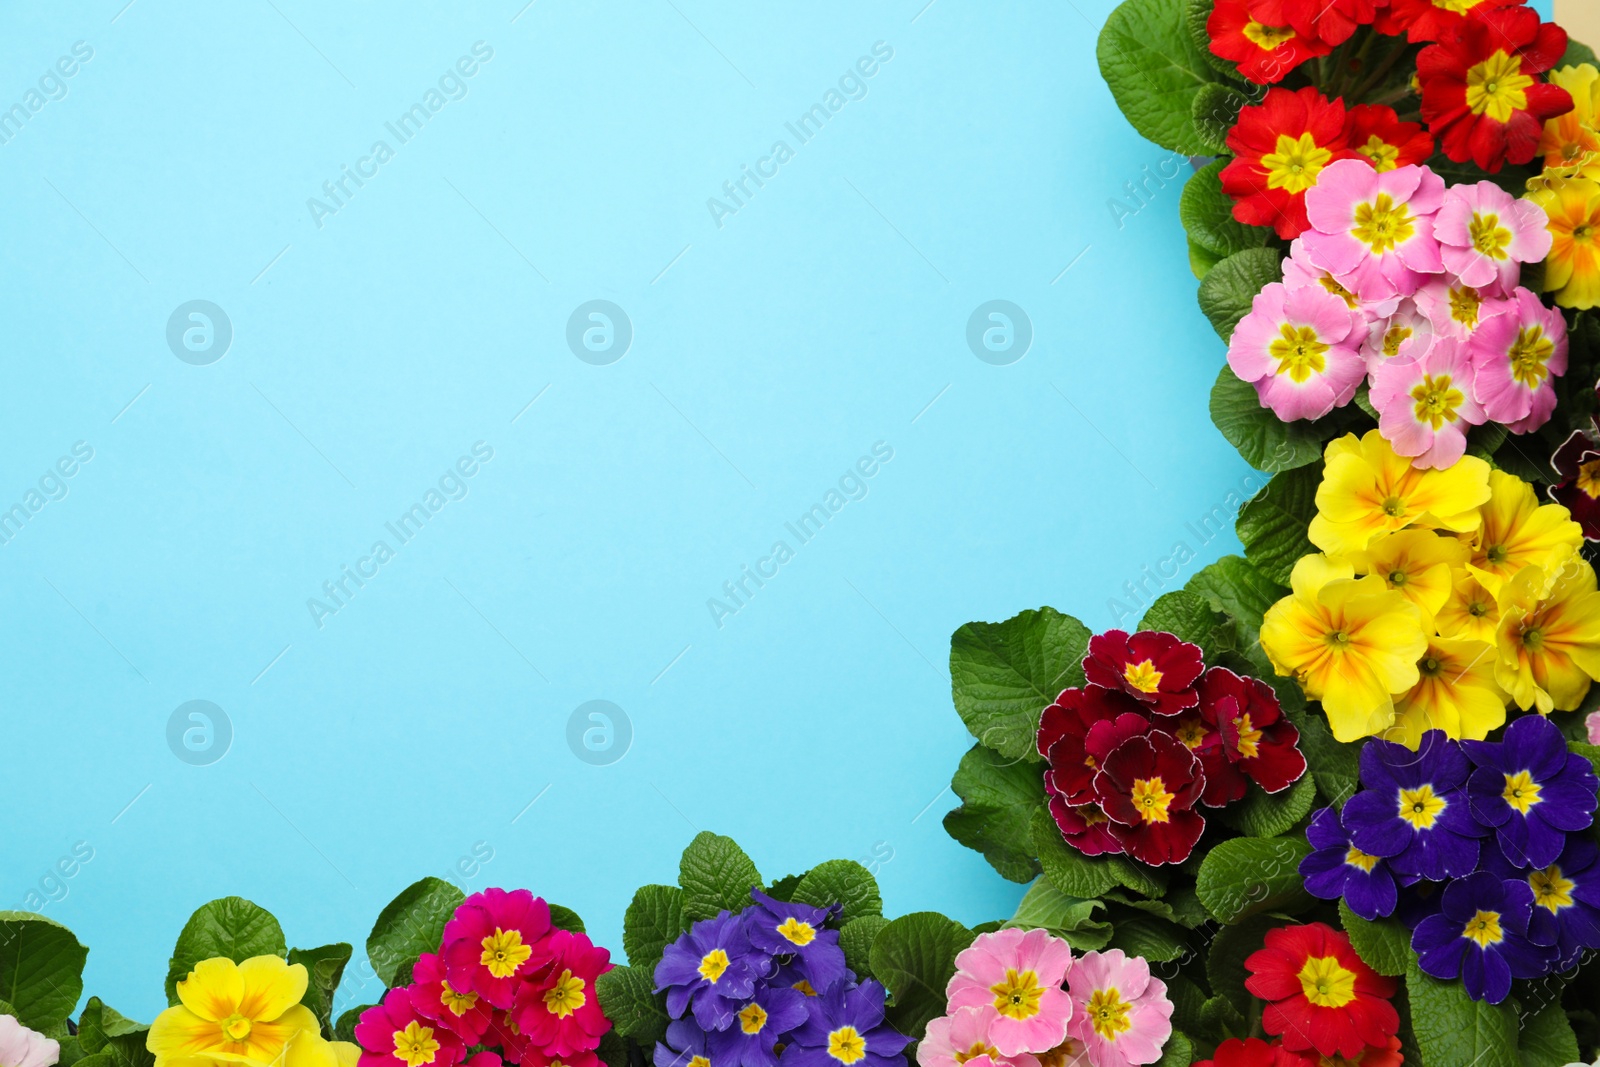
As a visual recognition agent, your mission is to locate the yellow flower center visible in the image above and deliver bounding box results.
[1410,373,1465,430]
[954,1043,1002,1066]
[1381,326,1413,357]
[1358,135,1402,172]
[543,968,587,1018]
[1086,988,1133,1040]
[1344,847,1380,872]
[439,981,478,1017]
[827,1027,866,1065]
[1352,193,1416,254]
[392,1021,441,1067]
[990,969,1045,1020]
[1232,713,1263,759]
[1523,624,1546,651]
[1131,777,1175,824]
[1123,659,1163,693]
[1175,718,1208,749]
[689,1058,711,1067]
[1501,770,1542,814]
[1319,274,1360,309]
[699,948,731,983]
[1466,50,1533,123]
[1270,323,1330,383]
[1242,21,1296,49]
[738,1002,769,1035]
[1264,132,1334,194]
[1433,0,1489,11]
[1508,326,1555,388]
[221,1015,252,1042]
[1578,459,1600,499]
[1469,212,1513,259]
[777,917,816,947]
[480,928,534,979]
[1449,285,1481,326]
[794,979,818,996]
[1531,864,1575,911]
[1398,784,1447,829]
[1464,909,1504,947]
[1296,956,1357,1008]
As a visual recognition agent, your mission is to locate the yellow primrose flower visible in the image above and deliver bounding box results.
[1526,175,1600,310]
[1388,636,1507,748]
[1495,561,1600,713]
[1347,529,1469,625]
[149,957,318,1067]
[1309,431,1491,556]
[274,1031,360,1067]
[1540,65,1600,171]
[1435,569,1501,644]
[1260,554,1429,742]
[1465,470,1582,595]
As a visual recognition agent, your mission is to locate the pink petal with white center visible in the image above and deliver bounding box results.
[1305,159,1381,236]
[1470,287,1569,428]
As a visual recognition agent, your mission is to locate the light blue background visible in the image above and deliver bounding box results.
[8,0,1542,1025]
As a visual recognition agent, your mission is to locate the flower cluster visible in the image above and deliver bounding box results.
[150,956,358,1067]
[1037,629,1306,866]
[1227,157,1566,461]
[1206,2,1571,174]
[653,889,908,1067]
[1300,719,1600,1002]
[1526,62,1600,310]
[1260,430,1600,742]
[918,930,1172,1067]
[353,889,613,1067]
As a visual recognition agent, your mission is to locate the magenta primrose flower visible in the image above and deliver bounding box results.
[946,928,1074,1057]
[1369,337,1485,469]
[1303,159,1445,301]
[1469,287,1569,433]
[1063,950,1172,1067]
[1434,181,1552,294]
[1228,281,1366,421]
[441,888,555,1011]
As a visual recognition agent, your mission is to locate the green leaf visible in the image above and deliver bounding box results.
[595,964,669,1044]
[949,607,1092,762]
[1337,900,1410,978]
[680,832,762,922]
[1199,995,1250,1043]
[287,943,351,1038]
[1108,914,1188,962]
[1235,465,1320,587]
[548,905,586,934]
[1106,887,1210,929]
[869,913,974,1040]
[164,898,286,1005]
[1569,740,1600,779]
[1097,0,1222,155]
[1154,1030,1194,1067]
[365,878,464,989]
[623,885,688,972]
[1006,881,1111,952]
[1191,85,1250,156]
[793,860,883,925]
[1198,248,1282,343]
[1195,836,1314,923]
[764,874,803,902]
[1560,38,1598,69]
[334,1005,371,1044]
[1404,956,1517,1067]
[1185,0,1247,82]
[1190,238,1225,281]
[1206,915,1275,1007]
[77,998,147,1056]
[1137,590,1227,649]
[1519,997,1581,1067]
[1184,555,1287,653]
[0,914,89,1032]
[1031,806,1120,899]
[1166,974,1209,1040]
[1210,365,1342,473]
[943,744,1047,884]
[1181,161,1269,259]
[1216,775,1317,838]
[840,915,889,980]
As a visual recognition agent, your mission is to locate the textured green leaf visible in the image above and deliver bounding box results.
[949,607,1092,761]
[1216,775,1317,838]
[76,999,146,1056]
[870,913,973,1040]
[792,860,882,925]
[1191,84,1250,155]
[1185,0,1248,81]
[680,832,762,922]
[1097,0,1221,155]
[1235,465,1321,587]
[1138,590,1228,650]
[1007,880,1111,952]
[1518,996,1581,1067]
[840,915,889,980]
[1031,806,1120,899]
[365,878,463,989]
[164,898,286,1005]
[1561,38,1598,71]
[1195,836,1314,923]
[548,904,586,934]
[1109,914,1188,962]
[1198,248,1282,342]
[1154,1030,1194,1067]
[1184,554,1287,653]
[595,964,669,1044]
[943,743,1046,883]
[1337,900,1409,978]
[0,914,88,1032]
[1405,957,1517,1067]
[1206,915,1275,1007]
[764,874,803,902]
[334,1006,371,1044]
[1210,366,1344,473]
[1190,238,1225,281]
[1182,160,1269,258]
[287,943,351,1038]
[622,885,687,972]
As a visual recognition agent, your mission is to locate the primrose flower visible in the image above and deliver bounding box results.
[1469,287,1569,432]
[1047,799,1125,858]
[1376,0,1521,43]
[1245,0,1376,47]
[1435,569,1501,643]
[1094,729,1207,865]
[918,1007,1041,1067]
[1495,560,1600,713]
[1416,7,1573,173]
[512,930,613,1058]
[354,988,466,1067]
[1308,430,1491,556]
[947,928,1074,1056]
[1227,282,1366,422]
[653,1018,714,1067]
[1540,64,1600,170]
[1281,237,1393,321]
[149,956,321,1067]
[441,888,555,1011]
[276,1030,360,1067]
[1368,334,1483,469]
[1434,181,1551,293]
[1549,427,1600,541]
[1412,872,1555,1002]
[1464,714,1599,869]
[783,981,910,1067]
[1489,836,1600,969]
[1243,924,1397,1060]
[1205,0,1329,85]
[709,984,808,1067]
[1413,277,1505,343]
[1081,630,1202,716]
[744,890,847,992]
[1388,635,1507,747]
[1346,529,1470,622]
[1361,298,1435,369]
[0,1016,58,1067]
[1259,555,1427,742]
[1164,697,1237,808]
[1343,104,1434,173]
[1466,471,1583,595]
[1301,805,1401,920]
[1343,731,1485,880]
[1040,686,1148,808]
[656,912,769,1031]
[1302,159,1444,301]
[411,952,493,1044]
[1197,667,1305,796]
[1222,87,1351,239]
[1063,950,1172,1067]
[1526,175,1600,309]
